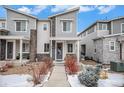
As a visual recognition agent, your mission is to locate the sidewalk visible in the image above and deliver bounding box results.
[43,64,70,87]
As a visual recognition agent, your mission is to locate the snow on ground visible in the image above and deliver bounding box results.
[0,74,34,87]
[98,73,124,87]
[67,73,124,87]
[0,72,51,87]
[67,75,85,87]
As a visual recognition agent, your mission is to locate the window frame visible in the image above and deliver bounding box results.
[1,22,5,28]
[44,43,50,52]
[22,43,29,52]
[67,43,73,53]
[109,41,116,51]
[62,20,72,32]
[15,20,27,32]
[102,24,108,30]
[43,24,48,31]
[121,23,124,33]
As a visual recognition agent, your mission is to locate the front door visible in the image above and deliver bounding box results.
[56,43,63,60]
[7,42,13,59]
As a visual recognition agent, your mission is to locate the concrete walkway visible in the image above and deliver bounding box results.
[43,64,70,87]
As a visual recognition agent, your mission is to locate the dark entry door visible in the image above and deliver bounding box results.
[7,42,13,59]
[56,43,63,60]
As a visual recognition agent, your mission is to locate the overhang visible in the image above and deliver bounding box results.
[50,37,81,41]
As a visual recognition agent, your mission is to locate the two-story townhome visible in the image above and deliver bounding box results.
[78,17,124,64]
[0,6,80,63]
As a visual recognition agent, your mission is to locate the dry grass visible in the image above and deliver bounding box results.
[0,62,45,75]
[81,60,97,66]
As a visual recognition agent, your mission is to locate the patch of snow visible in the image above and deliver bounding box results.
[98,73,124,87]
[67,75,85,87]
[0,74,34,87]
[0,71,51,87]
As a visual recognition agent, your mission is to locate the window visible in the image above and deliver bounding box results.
[99,23,107,30]
[2,23,5,28]
[16,20,27,32]
[43,24,47,31]
[44,43,49,52]
[121,23,124,33]
[62,21,71,32]
[67,44,73,53]
[109,41,115,51]
[23,43,29,52]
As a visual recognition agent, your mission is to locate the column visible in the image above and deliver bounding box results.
[13,40,16,60]
[20,39,23,63]
[77,40,80,63]
[50,40,52,58]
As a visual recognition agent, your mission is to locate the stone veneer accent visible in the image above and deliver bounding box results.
[29,29,37,62]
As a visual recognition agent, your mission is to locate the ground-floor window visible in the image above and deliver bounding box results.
[23,43,29,52]
[109,41,115,51]
[67,43,73,53]
[44,43,49,52]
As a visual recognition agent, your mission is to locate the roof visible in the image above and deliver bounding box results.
[38,19,50,22]
[78,16,124,36]
[48,7,80,18]
[3,5,38,19]
[0,18,6,21]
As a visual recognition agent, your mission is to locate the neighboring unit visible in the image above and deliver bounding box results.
[78,17,124,64]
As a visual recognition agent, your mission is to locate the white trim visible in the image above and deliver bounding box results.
[61,20,72,33]
[15,20,28,32]
[121,23,124,34]
[109,41,116,51]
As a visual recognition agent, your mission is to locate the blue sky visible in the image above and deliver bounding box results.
[0,5,124,32]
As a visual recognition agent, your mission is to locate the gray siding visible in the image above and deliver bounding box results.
[55,11,77,37]
[93,39,103,63]
[6,9,37,38]
[112,18,124,34]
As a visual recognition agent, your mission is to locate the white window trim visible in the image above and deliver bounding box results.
[101,24,108,31]
[67,43,74,53]
[61,21,72,33]
[121,23,124,33]
[15,20,28,32]
[109,41,116,51]
[42,23,48,31]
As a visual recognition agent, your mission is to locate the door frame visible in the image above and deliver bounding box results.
[55,41,64,61]
[6,40,16,60]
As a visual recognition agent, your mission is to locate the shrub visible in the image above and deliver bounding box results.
[5,62,14,68]
[78,64,102,87]
[42,56,53,70]
[64,55,79,75]
[0,65,8,72]
[30,62,48,85]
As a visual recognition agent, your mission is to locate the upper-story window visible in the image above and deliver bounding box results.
[62,21,71,32]
[99,23,108,30]
[15,20,27,32]
[1,23,5,28]
[121,23,124,33]
[43,24,47,31]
